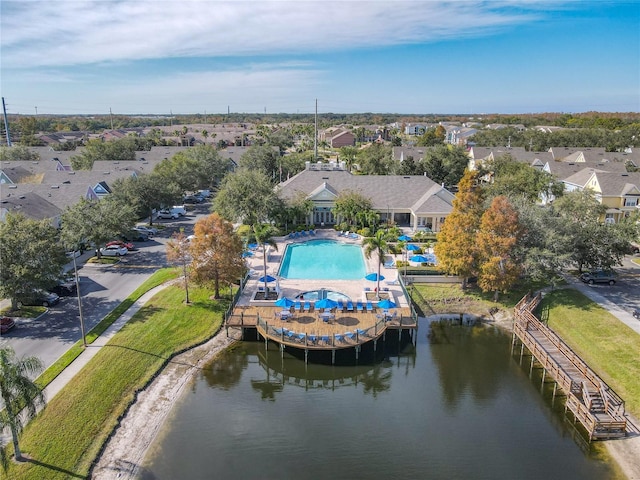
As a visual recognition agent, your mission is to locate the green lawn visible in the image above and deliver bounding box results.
[0,305,46,318]
[410,280,551,317]
[5,284,228,480]
[540,289,640,416]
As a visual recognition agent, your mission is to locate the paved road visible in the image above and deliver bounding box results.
[0,203,211,370]
[561,255,640,335]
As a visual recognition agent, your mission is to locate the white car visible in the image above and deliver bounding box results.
[100,245,128,256]
[171,205,187,216]
[157,209,180,219]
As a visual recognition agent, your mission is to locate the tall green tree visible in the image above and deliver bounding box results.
[434,169,484,287]
[553,190,637,271]
[214,169,281,225]
[362,230,389,295]
[476,196,523,301]
[333,190,373,228]
[110,173,181,225]
[154,145,231,194]
[70,138,136,170]
[0,213,67,309]
[189,213,244,298]
[0,145,39,162]
[357,144,392,175]
[60,197,135,258]
[482,154,564,203]
[239,145,281,181]
[420,145,469,186]
[0,346,45,466]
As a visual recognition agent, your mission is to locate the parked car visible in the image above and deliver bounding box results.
[1,316,16,334]
[183,194,203,204]
[198,189,211,198]
[171,205,187,216]
[580,270,616,285]
[628,242,640,255]
[134,225,157,236]
[17,290,60,307]
[121,230,149,242]
[106,240,136,251]
[49,278,77,297]
[100,245,128,256]
[157,209,179,219]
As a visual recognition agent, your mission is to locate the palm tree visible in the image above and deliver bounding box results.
[250,223,278,294]
[363,230,389,296]
[0,347,45,466]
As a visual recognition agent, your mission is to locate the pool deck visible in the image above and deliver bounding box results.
[229,229,416,352]
[238,228,409,310]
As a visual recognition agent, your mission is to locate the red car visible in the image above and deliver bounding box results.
[106,240,135,251]
[1,316,16,334]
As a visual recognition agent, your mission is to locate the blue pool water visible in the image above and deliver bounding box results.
[278,239,366,280]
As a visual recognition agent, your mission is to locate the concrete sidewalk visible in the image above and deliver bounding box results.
[42,282,170,401]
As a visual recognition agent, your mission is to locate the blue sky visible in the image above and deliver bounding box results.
[1,1,638,115]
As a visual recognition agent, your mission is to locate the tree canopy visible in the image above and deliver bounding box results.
[0,213,67,309]
[434,170,484,286]
[70,138,137,170]
[60,197,136,257]
[213,169,281,225]
[476,196,523,300]
[189,213,245,298]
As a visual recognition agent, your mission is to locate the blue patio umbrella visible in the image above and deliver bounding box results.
[377,298,397,309]
[314,298,339,310]
[241,251,253,258]
[248,243,258,250]
[398,235,412,242]
[275,297,295,308]
[406,244,420,251]
[365,272,385,282]
[410,255,428,263]
[258,274,277,283]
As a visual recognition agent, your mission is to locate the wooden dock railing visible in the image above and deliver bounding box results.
[513,293,626,440]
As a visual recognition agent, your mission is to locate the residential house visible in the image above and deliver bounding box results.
[573,171,640,224]
[0,191,63,228]
[277,162,455,232]
[320,128,356,148]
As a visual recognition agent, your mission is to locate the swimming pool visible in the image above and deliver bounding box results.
[278,239,366,280]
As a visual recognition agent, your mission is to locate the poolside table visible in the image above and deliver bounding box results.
[319,312,335,322]
[278,310,292,320]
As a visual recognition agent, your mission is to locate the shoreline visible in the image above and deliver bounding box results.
[92,315,640,480]
[91,328,240,479]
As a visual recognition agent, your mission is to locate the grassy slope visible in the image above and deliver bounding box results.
[7,285,227,480]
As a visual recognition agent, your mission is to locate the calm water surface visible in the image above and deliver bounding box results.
[143,321,615,479]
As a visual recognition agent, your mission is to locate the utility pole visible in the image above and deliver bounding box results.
[35,106,38,116]
[204,109,207,124]
[170,110,173,127]
[2,97,12,146]
[109,107,114,130]
[314,98,318,161]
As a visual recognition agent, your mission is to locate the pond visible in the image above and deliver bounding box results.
[143,321,616,479]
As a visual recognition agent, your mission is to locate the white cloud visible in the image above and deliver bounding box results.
[1,0,557,68]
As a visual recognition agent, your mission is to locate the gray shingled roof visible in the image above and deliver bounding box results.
[593,172,640,196]
[0,191,62,221]
[277,169,453,215]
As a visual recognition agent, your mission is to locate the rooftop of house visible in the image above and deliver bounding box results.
[277,168,454,214]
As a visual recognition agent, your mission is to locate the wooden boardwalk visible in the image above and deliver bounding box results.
[513,294,627,440]
[225,305,417,355]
